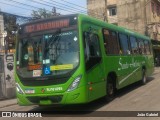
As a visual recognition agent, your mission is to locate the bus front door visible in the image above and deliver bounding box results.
[83,30,106,101]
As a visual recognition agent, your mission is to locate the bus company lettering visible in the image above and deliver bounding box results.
[25,19,69,33]
[46,87,63,92]
[118,58,145,70]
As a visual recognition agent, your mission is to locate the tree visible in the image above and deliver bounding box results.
[31,7,60,20]
[3,14,18,50]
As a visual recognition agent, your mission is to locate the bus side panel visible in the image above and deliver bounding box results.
[105,56,135,89]
[146,55,154,76]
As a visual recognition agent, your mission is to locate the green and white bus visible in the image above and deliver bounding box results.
[15,14,154,106]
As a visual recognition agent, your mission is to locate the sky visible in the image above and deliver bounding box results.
[0,0,87,17]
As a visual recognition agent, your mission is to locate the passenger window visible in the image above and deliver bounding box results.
[119,34,130,55]
[130,36,139,54]
[138,40,145,54]
[144,41,151,54]
[103,29,119,55]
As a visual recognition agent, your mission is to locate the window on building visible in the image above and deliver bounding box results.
[119,34,130,55]
[108,7,117,16]
[130,36,139,54]
[103,29,119,55]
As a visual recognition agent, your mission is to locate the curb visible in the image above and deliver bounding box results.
[0,103,17,109]
[0,99,17,109]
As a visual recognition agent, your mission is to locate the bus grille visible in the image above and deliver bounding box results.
[20,77,69,86]
[27,95,63,104]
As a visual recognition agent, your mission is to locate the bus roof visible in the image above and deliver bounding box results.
[20,14,78,26]
[20,14,150,41]
[78,14,150,41]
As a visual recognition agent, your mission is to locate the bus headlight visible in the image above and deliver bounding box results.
[16,83,24,94]
[67,76,82,92]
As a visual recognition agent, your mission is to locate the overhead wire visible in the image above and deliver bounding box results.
[0,1,34,11]
[2,0,100,19]
[60,0,88,10]
[5,0,52,14]
[1,0,105,21]
[39,0,87,14]
[28,0,87,14]
[0,10,32,18]
[0,0,151,33]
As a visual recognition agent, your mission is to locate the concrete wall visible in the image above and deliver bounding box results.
[87,0,160,40]
[145,0,160,40]
[87,0,118,23]
[107,0,117,5]
[117,0,146,34]
[87,0,105,20]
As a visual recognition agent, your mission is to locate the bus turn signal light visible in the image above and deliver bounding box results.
[89,87,93,91]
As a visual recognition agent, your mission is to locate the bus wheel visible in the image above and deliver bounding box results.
[105,76,115,102]
[141,69,147,85]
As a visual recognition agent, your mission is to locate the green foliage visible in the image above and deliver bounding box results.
[3,14,18,50]
[31,8,58,19]
[4,14,17,34]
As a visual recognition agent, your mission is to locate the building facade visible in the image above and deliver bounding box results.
[87,0,118,24]
[87,0,160,63]
[145,0,160,40]
[87,0,160,40]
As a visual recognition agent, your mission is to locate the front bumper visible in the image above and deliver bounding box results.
[17,86,88,106]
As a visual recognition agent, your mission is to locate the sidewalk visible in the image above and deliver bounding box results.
[154,67,160,74]
[0,98,17,108]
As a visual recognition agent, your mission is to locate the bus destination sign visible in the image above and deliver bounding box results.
[24,19,69,33]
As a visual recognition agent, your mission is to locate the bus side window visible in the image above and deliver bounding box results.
[130,36,139,54]
[144,41,151,55]
[119,34,130,55]
[103,29,119,55]
[138,39,145,55]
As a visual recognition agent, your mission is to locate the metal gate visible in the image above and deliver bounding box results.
[0,55,5,99]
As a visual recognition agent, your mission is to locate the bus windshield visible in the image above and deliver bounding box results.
[16,30,79,78]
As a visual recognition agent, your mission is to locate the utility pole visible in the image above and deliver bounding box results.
[104,0,108,22]
[144,0,149,36]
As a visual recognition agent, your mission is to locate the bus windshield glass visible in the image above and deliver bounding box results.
[16,30,79,78]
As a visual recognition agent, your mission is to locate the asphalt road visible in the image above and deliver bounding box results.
[1,67,160,120]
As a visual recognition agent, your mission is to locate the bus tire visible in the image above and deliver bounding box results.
[141,69,147,85]
[105,76,115,102]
